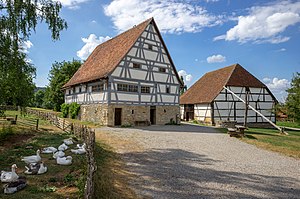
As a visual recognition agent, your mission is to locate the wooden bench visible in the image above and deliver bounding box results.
[227,125,247,137]
[134,120,150,126]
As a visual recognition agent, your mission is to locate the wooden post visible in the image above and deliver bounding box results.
[15,115,18,122]
[244,87,249,127]
[36,119,39,130]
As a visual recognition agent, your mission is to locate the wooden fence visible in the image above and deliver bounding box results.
[25,108,96,199]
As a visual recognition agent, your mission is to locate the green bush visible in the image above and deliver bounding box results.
[0,125,14,140]
[69,102,80,119]
[61,103,69,118]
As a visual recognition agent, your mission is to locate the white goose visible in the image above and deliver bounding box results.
[21,150,41,164]
[76,143,86,149]
[53,150,65,159]
[56,156,72,165]
[1,164,19,183]
[71,143,86,155]
[24,162,47,175]
[3,176,27,194]
[63,138,74,145]
[58,143,68,151]
[41,146,57,154]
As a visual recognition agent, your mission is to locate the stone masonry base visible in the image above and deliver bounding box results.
[80,104,180,126]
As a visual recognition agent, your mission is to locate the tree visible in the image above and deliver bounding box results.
[33,89,46,108]
[0,0,67,46]
[0,0,67,106]
[285,72,300,123]
[45,60,81,111]
[0,37,36,106]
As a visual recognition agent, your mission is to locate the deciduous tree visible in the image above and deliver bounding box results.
[45,60,81,111]
[286,72,300,123]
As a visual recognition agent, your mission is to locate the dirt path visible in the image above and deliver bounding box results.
[95,124,300,199]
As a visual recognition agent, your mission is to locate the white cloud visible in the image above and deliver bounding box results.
[77,34,111,60]
[214,1,300,44]
[263,77,290,102]
[277,48,287,52]
[207,54,226,63]
[178,70,193,84]
[103,0,223,34]
[55,0,90,9]
[19,40,33,53]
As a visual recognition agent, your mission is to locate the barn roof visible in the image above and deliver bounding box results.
[180,63,271,104]
[63,18,183,88]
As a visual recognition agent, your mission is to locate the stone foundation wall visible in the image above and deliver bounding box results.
[156,105,180,125]
[80,104,180,126]
[107,104,150,126]
[80,104,108,125]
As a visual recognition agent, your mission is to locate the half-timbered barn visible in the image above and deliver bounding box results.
[180,64,277,127]
[63,18,183,126]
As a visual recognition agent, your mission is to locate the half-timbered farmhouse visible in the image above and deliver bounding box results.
[180,64,277,127]
[63,18,183,126]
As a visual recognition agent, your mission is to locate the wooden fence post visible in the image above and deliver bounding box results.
[36,119,39,130]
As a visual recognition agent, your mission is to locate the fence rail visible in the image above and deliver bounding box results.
[25,108,96,199]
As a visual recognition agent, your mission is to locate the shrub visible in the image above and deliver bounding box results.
[61,103,69,118]
[69,102,80,119]
[0,125,14,140]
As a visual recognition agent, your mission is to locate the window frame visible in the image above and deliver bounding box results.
[141,86,150,93]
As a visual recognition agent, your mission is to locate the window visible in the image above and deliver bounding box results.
[141,86,150,93]
[92,84,104,92]
[166,86,170,94]
[117,83,138,92]
[79,87,82,93]
[128,85,138,92]
[117,84,128,92]
[148,44,153,50]
[68,89,71,95]
[133,63,141,69]
[159,67,166,73]
[73,87,75,93]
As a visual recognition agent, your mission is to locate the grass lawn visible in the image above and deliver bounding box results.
[235,128,300,159]
[0,118,86,198]
[2,109,137,198]
[277,121,300,129]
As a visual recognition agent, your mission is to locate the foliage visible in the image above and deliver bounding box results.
[33,89,46,108]
[285,72,300,123]
[0,0,67,45]
[0,0,67,107]
[61,103,69,118]
[0,39,36,106]
[0,125,14,141]
[69,102,80,119]
[44,60,81,111]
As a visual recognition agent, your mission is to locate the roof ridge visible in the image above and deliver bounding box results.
[105,18,153,46]
[63,18,153,88]
[224,63,239,86]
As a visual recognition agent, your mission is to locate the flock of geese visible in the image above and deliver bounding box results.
[1,138,86,194]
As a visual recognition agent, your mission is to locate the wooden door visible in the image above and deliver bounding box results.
[114,108,122,126]
[150,106,156,125]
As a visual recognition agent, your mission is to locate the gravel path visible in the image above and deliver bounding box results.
[95,124,300,199]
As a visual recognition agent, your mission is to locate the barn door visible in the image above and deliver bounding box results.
[114,108,122,126]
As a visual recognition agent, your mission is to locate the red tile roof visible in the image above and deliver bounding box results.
[63,18,183,88]
[63,18,152,88]
[180,63,272,104]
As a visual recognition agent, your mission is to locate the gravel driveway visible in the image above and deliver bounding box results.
[96,124,300,199]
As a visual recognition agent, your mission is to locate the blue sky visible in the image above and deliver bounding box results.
[25,0,300,102]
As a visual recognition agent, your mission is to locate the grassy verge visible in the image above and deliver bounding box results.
[277,121,300,129]
[0,122,86,198]
[220,127,300,159]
